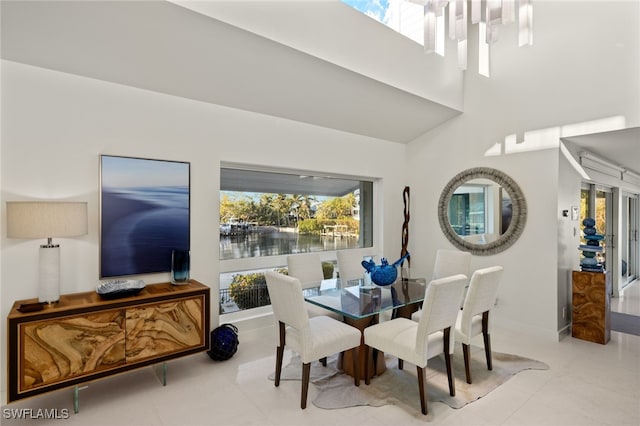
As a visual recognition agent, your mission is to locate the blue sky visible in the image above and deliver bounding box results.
[342,0,389,23]
[101,155,189,188]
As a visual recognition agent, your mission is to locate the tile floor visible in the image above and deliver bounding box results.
[612,278,640,316]
[2,281,639,426]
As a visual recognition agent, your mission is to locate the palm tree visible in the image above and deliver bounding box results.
[299,195,315,220]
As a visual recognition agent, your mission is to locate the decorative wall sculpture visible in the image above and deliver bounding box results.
[401,186,411,267]
[578,217,605,272]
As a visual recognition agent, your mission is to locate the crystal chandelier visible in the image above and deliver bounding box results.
[408,0,533,77]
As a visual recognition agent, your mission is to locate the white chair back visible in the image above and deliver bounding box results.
[337,248,375,283]
[460,266,503,332]
[287,253,324,289]
[265,271,309,331]
[432,249,472,280]
[416,274,467,348]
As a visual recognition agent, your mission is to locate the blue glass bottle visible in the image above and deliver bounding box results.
[171,249,190,285]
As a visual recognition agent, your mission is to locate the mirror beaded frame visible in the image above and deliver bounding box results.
[438,167,527,256]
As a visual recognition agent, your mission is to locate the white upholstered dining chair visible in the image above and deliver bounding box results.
[286,253,325,288]
[264,271,361,409]
[431,249,472,282]
[336,248,375,283]
[363,274,468,415]
[287,253,342,320]
[454,266,504,384]
[412,249,472,321]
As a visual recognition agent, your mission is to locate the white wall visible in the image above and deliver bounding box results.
[557,147,584,332]
[407,0,640,339]
[0,60,408,399]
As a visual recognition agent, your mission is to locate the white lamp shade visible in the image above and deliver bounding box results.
[6,201,87,304]
[7,201,88,239]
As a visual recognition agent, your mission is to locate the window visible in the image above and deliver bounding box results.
[219,166,374,260]
[219,165,375,314]
[341,0,424,46]
[621,193,639,285]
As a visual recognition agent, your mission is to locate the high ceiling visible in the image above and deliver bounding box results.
[0,0,461,143]
[1,0,637,175]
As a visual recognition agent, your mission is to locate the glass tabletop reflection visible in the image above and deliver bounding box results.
[303,277,428,320]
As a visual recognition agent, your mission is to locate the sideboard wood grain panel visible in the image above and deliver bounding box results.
[21,310,126,392]
[7,280,210,403]
[125,298,204,363]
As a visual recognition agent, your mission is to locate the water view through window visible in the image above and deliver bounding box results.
[219,167,373,260]
[220,229,359,260]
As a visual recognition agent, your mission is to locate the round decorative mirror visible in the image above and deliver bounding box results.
[437,167,527,255]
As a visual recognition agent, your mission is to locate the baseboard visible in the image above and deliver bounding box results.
[557,323,571,340]
[219,305,274,335]
[494,314,566,341]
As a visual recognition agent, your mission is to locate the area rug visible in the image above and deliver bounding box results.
[611,311,640,336]
[269,346,548,412]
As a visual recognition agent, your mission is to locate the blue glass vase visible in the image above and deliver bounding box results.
[171,249,190,285]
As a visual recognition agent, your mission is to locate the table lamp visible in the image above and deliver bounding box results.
[6,201,88,303]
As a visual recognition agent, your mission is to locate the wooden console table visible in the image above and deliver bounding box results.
[7,280,210,410]
[572,271,610,344]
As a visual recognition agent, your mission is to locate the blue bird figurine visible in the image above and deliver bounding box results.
[361,252,410,286]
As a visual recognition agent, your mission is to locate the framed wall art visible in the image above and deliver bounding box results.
[100,155,190,278]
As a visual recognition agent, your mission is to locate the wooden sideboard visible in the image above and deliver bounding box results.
[571,271,610,344]
[7,280,210,403]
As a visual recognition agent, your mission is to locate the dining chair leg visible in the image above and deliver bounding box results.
[416,366,428,415]
[301,362,311,409]
[462,343,472,384]
[364,345,370,385]
[443,328,455,396]
[482,311,493,370]
[275,321,286,387]
[351,348,360,386]
[398,359,404,370]
[320,357,327,367]
[371,348,378,376]
[275,346,284,387]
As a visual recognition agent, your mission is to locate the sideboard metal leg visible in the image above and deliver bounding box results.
[73,385,88,413]
[154,362,167,386]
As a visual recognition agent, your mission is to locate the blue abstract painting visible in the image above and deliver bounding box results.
[100,155,190,278]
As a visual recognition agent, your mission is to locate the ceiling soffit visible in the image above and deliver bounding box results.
[563,127,640,177]
[171,0,465,111]
[221,168,361,197]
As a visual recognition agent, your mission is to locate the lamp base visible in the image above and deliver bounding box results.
[39,244,60,303]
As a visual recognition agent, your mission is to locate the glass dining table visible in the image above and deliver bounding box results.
[303,276,428,379]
